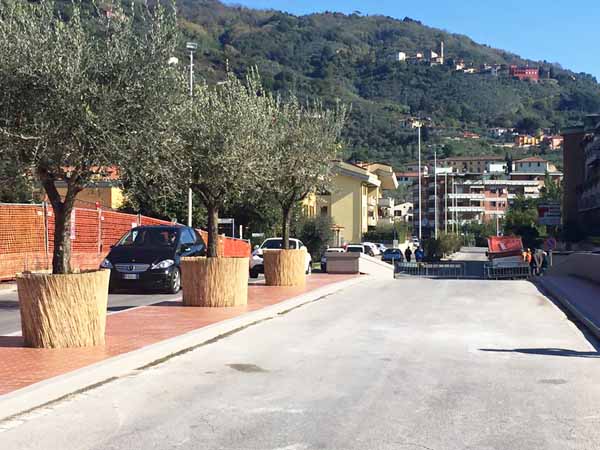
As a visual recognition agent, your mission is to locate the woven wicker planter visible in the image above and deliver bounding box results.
[263,249,306,287]
[17,270,110,348]
[180,257,248,307]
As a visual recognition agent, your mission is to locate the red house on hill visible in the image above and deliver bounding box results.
[509,65,539,82]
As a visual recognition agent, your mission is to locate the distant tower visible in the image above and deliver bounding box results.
[440,41,445,65]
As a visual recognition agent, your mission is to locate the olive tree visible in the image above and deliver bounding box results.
[268,97,346,249]
[0,0,181,274]
[172,72,275,257]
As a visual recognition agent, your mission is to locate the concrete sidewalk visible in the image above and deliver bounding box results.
[536,275,600,340]
[0,274,365,421]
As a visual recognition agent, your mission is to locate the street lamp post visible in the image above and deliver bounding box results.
[186,42,198,228]
[434,148,438,239]
[416,122,422,242]
[444,172,448,234]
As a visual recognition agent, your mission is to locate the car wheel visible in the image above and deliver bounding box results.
[167,267,181,294]
[249,268,259,279]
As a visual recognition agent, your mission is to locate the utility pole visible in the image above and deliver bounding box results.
[417,122,422,241]
[434,148,438,239]
[186,42,198,228]
[444,172,448,234]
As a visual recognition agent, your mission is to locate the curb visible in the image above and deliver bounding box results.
[534,278,600,342]
[0,275,369,422]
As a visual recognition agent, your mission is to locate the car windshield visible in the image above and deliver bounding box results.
[262,239,297,249]
[347,246,363,253]
[117,228,178,248]
[384,249,401,255]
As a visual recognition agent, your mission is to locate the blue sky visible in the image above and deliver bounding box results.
[223,0,600,79]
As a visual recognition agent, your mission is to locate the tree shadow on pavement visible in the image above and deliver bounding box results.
[479,348,600,358]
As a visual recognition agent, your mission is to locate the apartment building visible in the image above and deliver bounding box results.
[438,155,505,174]
[305,161,398,245]
[561,114,600,233]
[412,172,546,235]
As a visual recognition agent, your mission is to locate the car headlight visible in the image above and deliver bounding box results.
[151,259,175,270]
[100,259,113,269]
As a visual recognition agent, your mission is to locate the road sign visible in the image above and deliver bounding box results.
[544,237,557,251]
[251,233,265,238]
[538,202,561,226]
[218,218,234,224]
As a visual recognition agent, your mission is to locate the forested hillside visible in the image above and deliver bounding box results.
[46,0,600,167]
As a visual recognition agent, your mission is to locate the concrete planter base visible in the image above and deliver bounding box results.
[180,257,248,307]
[17,270,110,348]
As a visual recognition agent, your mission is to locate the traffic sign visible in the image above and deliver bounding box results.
[544,237,557,251]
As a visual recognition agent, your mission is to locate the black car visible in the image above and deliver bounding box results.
[100,225,205,293]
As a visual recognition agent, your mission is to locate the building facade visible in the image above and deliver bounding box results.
[562,115,600,234]
[305,161,398,245]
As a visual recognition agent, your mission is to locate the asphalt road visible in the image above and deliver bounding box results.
[3,278,600,449]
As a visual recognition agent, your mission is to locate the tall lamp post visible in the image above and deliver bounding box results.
[186,42,198,228]
[434,148,438,239]
[415,121,422,242]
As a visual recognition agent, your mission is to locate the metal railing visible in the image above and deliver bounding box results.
[484,264,531,280]
[394,261,466,279]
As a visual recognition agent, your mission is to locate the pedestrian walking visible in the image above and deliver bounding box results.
[534,249,545,276]
[405,247,413,263]
[526,248,534,275]
[415,246,424,263]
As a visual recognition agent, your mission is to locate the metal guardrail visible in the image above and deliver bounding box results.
[484,264,531,280]
[394,261,466,279]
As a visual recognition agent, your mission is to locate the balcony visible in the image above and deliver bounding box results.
[448,206,485,213]
[448,193,485,200]
[378,198,394,208]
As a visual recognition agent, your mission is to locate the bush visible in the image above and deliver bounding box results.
[294,215,333,260]
[423,233,462,261]
[363,221,410,243]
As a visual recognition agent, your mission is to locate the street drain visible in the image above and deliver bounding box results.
[227,364,268,373]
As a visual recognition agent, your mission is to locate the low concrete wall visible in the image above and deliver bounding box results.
[546,253,600,284]
[326,253,360,274]
[325,253,394,279]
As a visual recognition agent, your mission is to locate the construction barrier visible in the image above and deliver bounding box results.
[0,203,250,281]
[394,261,466,279]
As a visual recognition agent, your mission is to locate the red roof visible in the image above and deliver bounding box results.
[395,171,419,177]
[516,156,547,163]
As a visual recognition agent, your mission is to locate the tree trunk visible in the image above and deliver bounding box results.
[207,203,220,258]
[282,206,292,250]
[39,170,80,274]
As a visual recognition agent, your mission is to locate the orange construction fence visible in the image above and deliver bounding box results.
[0,203,250,281]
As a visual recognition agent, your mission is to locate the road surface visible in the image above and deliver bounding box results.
[3,278,600,449]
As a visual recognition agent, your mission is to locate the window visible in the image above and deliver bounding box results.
[320,206,328,216]
[180,228,196,246]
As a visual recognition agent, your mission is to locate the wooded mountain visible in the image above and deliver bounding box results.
[78,1,600,166]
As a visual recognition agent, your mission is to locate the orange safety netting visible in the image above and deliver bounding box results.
[0,204,249,280]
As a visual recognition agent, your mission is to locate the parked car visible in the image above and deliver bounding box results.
[320,247,345,272]
[249,238,312,278]
[382,248,404,264]
[374,243,388,253]
[346,244,366,254]
[100,225,205,294]
[362,242,379,256]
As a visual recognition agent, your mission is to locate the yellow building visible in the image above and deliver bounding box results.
[304,161,398,245]
[56,182,125,209]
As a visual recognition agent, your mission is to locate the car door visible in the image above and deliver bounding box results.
[178,228,198,259]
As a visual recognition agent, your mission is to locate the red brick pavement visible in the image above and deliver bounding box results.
[0,274,356,396]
